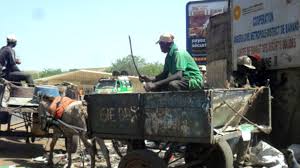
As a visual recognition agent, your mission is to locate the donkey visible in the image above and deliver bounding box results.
[38,96,111,168]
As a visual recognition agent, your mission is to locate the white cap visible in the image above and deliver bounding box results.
[156,33,174,44]
[199,65,206,72]
[238,55,256,69]
[6,34,17,43]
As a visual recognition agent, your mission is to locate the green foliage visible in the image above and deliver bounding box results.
[109,55,163,76]
[104,67,112,73]
[25,71,40,80]
[110,55,146,76]
[68,68,79,72]
[140,62,164,76]
[29,55,163,80]
[39,69,63,78]
[31,73,40,80]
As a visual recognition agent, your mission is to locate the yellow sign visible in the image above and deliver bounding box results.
[233,5,241,20]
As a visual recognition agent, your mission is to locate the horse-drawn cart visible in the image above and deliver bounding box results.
[85,87,272,168]
[0,83,48,143]
[0,82,76,144]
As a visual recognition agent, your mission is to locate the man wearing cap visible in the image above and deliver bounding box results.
[231,55,256,88]
[247,54,269,87]
[199,65,207,85]
[0,35,34,86]
[140,33,203,91]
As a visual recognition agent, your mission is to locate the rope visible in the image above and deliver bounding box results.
[56,119,87,132]
[223,100,257,126]
[222,97,269,134]
[210,87,270,134]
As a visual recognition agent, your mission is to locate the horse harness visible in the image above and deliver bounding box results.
[41,96,76,132]
[49,96,75,119]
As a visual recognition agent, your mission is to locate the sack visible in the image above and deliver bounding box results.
[0,83,11,108]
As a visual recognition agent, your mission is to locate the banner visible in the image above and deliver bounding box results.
[232,0,300,70]
[186,0,228,65]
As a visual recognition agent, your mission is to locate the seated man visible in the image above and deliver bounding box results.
[140,33,203,91]
[0,34,34,86]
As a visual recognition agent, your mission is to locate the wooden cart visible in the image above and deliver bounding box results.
[85,87,272,168]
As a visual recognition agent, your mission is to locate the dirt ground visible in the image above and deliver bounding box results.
[0,136,53,168]
[0,135,120,168]
[0,115,120,168]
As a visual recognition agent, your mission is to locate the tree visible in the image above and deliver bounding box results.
[30,73,40,80]
[39,68,63,78]
[140,62,164,76]
[68,68,79,72]
[110,55,146,76]
[109,55,163,76]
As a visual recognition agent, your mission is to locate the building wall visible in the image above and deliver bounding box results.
[270,68,300,147]
[207,12,232,88]
[207,12,300,147]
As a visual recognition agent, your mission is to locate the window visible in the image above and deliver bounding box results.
[95,80,115,89]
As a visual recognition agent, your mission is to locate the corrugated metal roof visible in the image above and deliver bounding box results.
[34,69,143,91]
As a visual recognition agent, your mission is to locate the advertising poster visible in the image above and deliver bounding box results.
[186,0,228,65]
[232,0,300,70]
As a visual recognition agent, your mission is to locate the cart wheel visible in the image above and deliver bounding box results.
[118,150,167,168]
[65,135,79,153]
[112,140,127,158]
[184,139,233,168]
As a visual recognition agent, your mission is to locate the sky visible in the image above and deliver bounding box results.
[0,0,192,71]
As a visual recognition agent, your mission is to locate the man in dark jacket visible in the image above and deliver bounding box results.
[0,35,34,86]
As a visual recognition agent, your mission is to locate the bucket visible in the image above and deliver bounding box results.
[32,85,60,103]
[0,111,11,124]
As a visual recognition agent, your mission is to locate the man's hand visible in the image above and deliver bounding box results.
[144,82,157,92]
[139,75,153,82]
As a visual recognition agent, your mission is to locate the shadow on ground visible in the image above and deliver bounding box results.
[0,137,48,167]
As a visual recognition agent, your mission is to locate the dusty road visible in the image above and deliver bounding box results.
[0,136,121,168]
[0,136,50,168]
[0,115,120,168]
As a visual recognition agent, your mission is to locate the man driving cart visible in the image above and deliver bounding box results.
[140,33,204,91]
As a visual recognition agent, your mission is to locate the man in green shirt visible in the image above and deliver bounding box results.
[140,33,203,91]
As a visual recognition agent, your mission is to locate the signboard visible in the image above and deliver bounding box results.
[186,0,228,65]
[232,0,300,70]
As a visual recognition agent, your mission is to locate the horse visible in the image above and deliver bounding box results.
[37,96,111,168]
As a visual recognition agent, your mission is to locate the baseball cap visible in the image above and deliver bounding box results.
[199,65,207,72]
[156,33,174,44]
[249,53,262,61]
[238,55,256,69]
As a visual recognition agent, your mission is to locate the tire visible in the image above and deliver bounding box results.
[118,150,167,168]
[65,135,79,153]
[184,139,233,168]
[112,140,127,158]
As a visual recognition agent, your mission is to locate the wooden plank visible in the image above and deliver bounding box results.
[207,59,228,88]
